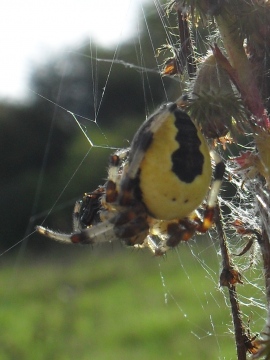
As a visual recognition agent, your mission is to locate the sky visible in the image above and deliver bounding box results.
[1,0,149,102]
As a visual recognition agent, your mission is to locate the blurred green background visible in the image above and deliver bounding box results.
[0,4,265,359]
[1,239,243,359]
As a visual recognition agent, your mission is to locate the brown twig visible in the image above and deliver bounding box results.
[175,5,196,78]
[255,187,270,305]
[215,203,247,360]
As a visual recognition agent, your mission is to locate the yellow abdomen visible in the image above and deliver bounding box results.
[139,112,211,220]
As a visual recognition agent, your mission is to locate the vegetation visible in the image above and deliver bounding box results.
[1,241,243,360]
[1,1,270,359]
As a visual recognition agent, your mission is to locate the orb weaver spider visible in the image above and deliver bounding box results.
[37,102,224,255]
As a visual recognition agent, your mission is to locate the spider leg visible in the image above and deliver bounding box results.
[209,151,225,205]
[198,151,225,232]
[134,235,163,254]
[142,236,171,256]
[71,221,116,244]
[72,211,149,247]
[73,200,84,232]
[36,221,117,245]
[36,226,74,244]
[148,218,198,256]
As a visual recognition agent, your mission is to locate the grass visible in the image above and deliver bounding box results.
[0,238,263,359]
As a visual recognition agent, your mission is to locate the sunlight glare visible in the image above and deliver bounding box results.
[0,0,148,100]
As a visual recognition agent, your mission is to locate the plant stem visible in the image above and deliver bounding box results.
[214,5,269,129]
[215,204,247,360]
[256,187,270,307]
[175,6,196,77]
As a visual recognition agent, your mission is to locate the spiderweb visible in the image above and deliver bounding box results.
[2,1,270,359]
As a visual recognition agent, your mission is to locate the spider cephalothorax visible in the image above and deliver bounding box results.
[37,102,224,255]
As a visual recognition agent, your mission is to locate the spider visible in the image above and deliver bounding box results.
[36,102,225,256]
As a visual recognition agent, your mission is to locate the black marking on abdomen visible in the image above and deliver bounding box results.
[171,109,204,183]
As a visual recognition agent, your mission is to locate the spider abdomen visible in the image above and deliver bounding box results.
[137,106,212,220]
